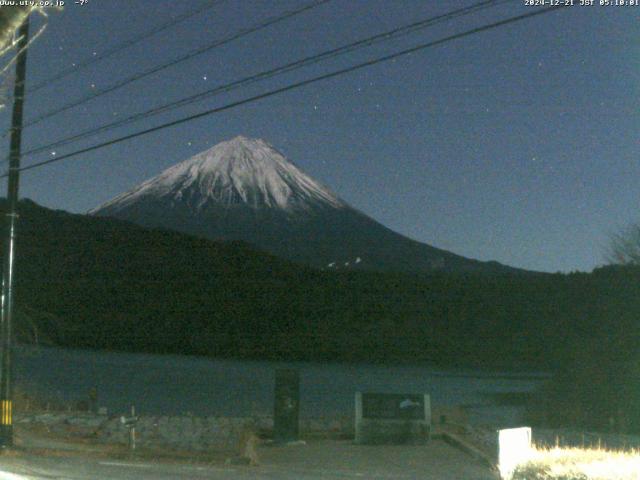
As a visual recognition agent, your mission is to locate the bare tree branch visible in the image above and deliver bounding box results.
[607,224,640,265]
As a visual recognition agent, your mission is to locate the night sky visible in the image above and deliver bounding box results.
[0,0,638,273]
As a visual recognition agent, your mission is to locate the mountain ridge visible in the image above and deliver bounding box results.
[91,136,525,274]
[1,199,581,370]
[91,136,345,214]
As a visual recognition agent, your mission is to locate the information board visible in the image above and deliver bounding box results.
[362,393,426,420]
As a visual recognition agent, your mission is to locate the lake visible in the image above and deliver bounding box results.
[14,345,549,427]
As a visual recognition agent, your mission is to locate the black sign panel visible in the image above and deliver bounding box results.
[274,369,300,442]
[362,393,425,420]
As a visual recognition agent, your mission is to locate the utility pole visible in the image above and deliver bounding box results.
[0,16,30,448]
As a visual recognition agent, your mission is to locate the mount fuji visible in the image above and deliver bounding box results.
[90,136,518,274]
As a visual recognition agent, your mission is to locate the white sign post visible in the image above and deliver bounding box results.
[498,426,532,480]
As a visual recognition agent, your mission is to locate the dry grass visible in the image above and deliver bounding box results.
[511,446,640,480]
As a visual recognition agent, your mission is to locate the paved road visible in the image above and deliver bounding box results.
[0,440,498,479]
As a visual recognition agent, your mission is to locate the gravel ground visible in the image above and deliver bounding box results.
[4,427,499,480]
[257,438,499,480]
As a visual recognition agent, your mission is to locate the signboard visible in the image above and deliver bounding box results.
[362,393,426,420]
[355,392,431,444]
[273,369,300,443]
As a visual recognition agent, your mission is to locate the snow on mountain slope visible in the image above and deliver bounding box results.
[91,136,344,215]
[91,136,523,274]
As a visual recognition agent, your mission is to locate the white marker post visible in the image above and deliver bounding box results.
[498,427,532,480]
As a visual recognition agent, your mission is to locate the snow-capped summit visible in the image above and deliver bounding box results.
[91,136,344,215]
[91,136,520,274]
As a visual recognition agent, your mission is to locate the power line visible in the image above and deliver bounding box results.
[2,5,568,179]
[27,0,225,94]
[21,0,511,160]
[19,0,332,130]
